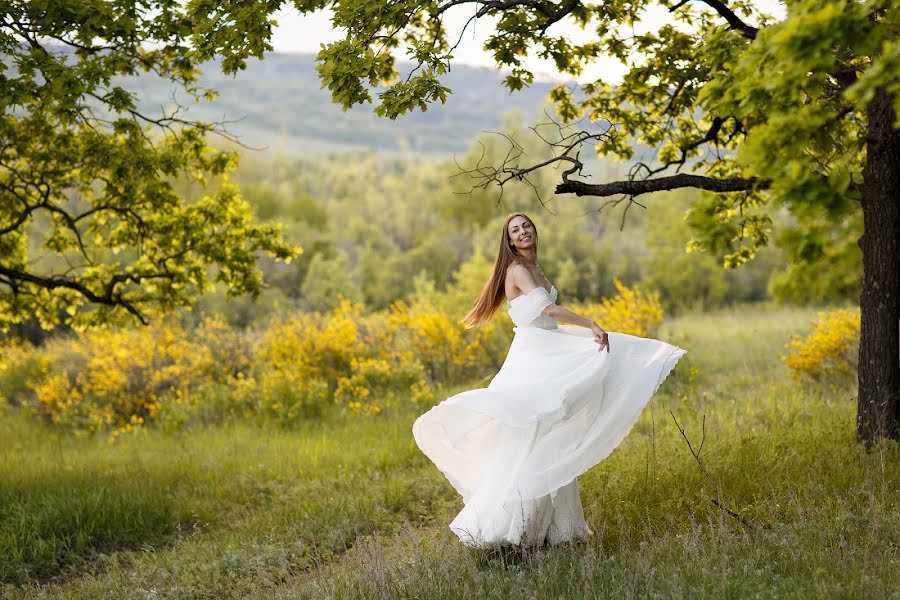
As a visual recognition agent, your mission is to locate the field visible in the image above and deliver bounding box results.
[2,303,898,599]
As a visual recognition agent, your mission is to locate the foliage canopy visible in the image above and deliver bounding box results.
[307,0,896,269]
[0,0,298,330]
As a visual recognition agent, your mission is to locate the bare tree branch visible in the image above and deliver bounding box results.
[670,411,755,528]
[557,173,770,198]
[436,0,761,40]
[630,116,740,181]
[454,115,614,208]
[455,115,769,207]
[436,0,580,38]
[670,0,759,39]
[0,264,169,325]
[436,0,578,21]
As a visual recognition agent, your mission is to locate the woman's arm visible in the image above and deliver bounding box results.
[544,302,611,353]
[508,265,610,352]
[542,304,597,329]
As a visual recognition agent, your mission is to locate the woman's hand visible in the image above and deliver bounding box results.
[591,323,610,353]
[539,298,611,353]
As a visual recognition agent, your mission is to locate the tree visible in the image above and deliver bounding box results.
[0,1,298,331]
[300,0,898,441]
[300,250,363,311]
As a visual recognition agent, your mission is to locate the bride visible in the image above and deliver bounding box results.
[412,213,686,547]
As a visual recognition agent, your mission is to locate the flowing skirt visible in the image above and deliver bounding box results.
[412,327,686,547]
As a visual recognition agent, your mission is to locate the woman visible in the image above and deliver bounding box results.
[412,213,686,547]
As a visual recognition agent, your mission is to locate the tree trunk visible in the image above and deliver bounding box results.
[858,84,900,442]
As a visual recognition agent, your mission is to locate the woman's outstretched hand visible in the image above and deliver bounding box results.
[591,323,611,353]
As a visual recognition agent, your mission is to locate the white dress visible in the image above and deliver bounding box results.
[412,285,686,547]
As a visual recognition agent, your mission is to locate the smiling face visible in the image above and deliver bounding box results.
[507,215,537,253]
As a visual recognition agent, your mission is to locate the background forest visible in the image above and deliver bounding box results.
[167,56,862,327]
[5,52,863,340]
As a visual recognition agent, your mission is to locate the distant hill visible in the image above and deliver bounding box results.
[125,53,562,157]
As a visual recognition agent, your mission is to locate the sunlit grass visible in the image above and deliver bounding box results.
[0,411,450,597]
[2,303,898,599]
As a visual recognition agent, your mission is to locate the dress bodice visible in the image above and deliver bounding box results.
[507,285,558,329]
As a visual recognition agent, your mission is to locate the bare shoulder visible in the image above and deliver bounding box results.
[506,262,538,296]
[507,262,525,275]
[507,263,531,284]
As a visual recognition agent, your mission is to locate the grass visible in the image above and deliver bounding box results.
[1,302,898,599]
[0,414,452,597]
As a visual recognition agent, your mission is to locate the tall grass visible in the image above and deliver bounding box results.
[0,411,451,596]
[2,303,897,599]
[297,303,898,599]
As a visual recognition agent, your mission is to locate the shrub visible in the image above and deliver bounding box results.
[257,300,366,387]
[4,280,667,431]
[0,341,43,406]
[335,354,431,416]
[781,308,860,390]
[386,303,471,383]
[25,318,251,435]
[574,279,665,337]
[464,317,513,375]
[255,301,434,418]
[252,371,332,424]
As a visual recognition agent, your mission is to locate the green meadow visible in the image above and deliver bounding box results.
[2,303,898,599]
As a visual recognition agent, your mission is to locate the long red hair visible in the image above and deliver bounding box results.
[462,213,537,328]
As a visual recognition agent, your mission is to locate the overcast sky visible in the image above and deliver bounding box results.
[270,2,787,84]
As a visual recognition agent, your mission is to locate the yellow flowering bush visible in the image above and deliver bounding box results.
[0,339,41,407]
[386,303,471,383]
[249,371,331,424]
[781,308,860,389]
[255,300,433,418]
[335,353,430,416]
[24,318,251,435]
[464,318,513,374]
[4,279,666,430]
[574,279,665,337]
[258,299,366,385]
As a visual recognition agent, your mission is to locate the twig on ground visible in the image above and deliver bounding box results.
[670,411,755,529]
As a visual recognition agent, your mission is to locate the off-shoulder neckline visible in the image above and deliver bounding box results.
[508,285,556,304]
